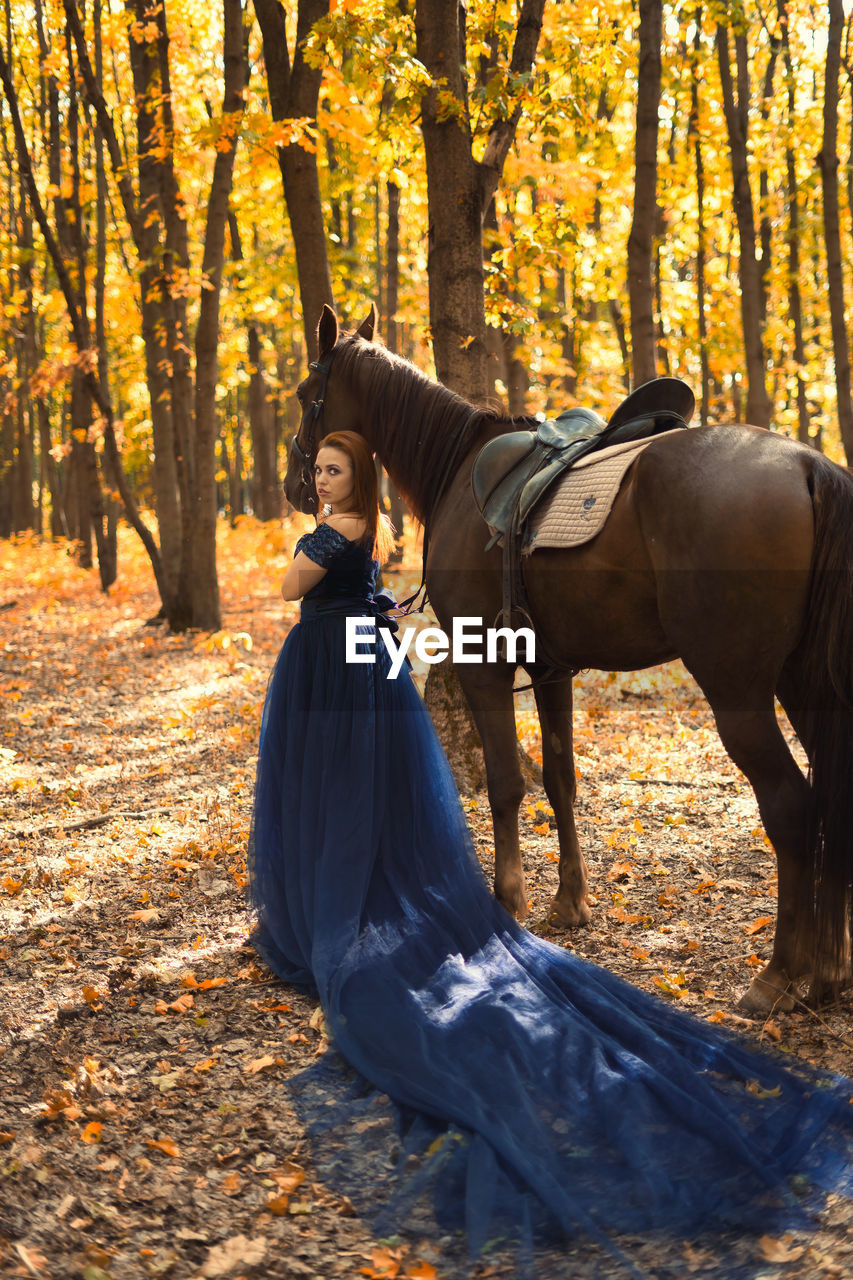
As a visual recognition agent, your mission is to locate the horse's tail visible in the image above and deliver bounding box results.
[799,454,853,973]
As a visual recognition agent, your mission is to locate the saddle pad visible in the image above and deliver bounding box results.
[524,435,661,552]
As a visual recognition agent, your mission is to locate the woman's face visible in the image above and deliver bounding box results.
[315,447,356,512]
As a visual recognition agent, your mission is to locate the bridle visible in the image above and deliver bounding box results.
[289,348,336,511]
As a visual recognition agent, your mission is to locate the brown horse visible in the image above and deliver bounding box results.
[285,304,853,1015]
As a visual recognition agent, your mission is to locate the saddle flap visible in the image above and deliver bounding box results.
[471,430,537,525]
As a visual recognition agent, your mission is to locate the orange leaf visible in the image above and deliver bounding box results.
[245,1054,277,1075]
[193,1057,217,1073]
[758,1235,805,1263]
[745,916,773,935]
[272,1167,305,1193]
[198,976,227,990]
[532,821,549,835]
[404,1265,437,1280]
[146,1137,181,1158]
[166,992,195,1014]
[81,1121,103,1144]
[180,974,199,988]
[82,985,100,1006]
[267,1193,290,1215]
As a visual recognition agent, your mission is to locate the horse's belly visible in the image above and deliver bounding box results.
[523,554,675,671]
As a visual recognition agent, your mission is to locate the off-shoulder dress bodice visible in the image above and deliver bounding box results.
[295,523,379,604]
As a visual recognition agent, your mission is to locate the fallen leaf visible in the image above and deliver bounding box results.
[130,907,161,923]
[80,1121,103,1144]
[146,1137,181,1158]
[13,1242,49,1276]
[245,1054,277,1074]
[200,1234,267,1277]
[745,915,773,935]
[757,1235,805,1263]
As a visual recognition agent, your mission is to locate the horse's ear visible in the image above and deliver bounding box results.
[317,305,339,357]
[355,304,377,343]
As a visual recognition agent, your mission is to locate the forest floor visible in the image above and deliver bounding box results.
[1,517,853,1280]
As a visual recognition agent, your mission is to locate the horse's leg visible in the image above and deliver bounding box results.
[776,658,852,1002]
[706,698,812,1014]
[456,668,528,918]
[532,675,591,928]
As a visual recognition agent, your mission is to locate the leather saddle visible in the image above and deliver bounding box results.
[471,377,695,650]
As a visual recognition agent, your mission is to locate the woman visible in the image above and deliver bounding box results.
[249,431,853,1259]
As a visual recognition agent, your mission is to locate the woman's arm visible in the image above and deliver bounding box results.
[279,515,367,601]
[281,552,327,601]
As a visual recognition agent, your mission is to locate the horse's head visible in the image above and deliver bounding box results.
[284,304,377,513]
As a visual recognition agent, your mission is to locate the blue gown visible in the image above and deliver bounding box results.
[248,523,853,1260]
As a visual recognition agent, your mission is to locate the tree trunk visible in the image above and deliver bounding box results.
[716,22,771,428]
[821,0,853,462]
[252,0,333,359]
[627,0,662,388]
[690,6,710,427]
[190,0,247,629]
[247,325,281,521]
[413,0,545,787]
[778,0,810,447]
[414,0,489,398]
[383,177,406,561]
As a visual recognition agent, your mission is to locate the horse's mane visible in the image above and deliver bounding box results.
[331,334,532,522]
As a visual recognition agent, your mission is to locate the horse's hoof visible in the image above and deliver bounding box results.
[546,899,592,930]
[735,974,796,1016]
[497,894,528,921]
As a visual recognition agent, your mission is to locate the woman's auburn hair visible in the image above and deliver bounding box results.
[317,430,396,563]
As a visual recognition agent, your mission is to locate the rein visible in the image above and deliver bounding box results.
[289,350,336,512]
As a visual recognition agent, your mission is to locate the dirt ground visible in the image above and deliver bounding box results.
[1,522,852,1280]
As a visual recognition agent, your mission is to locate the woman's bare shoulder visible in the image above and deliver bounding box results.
[323,513,368,540]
